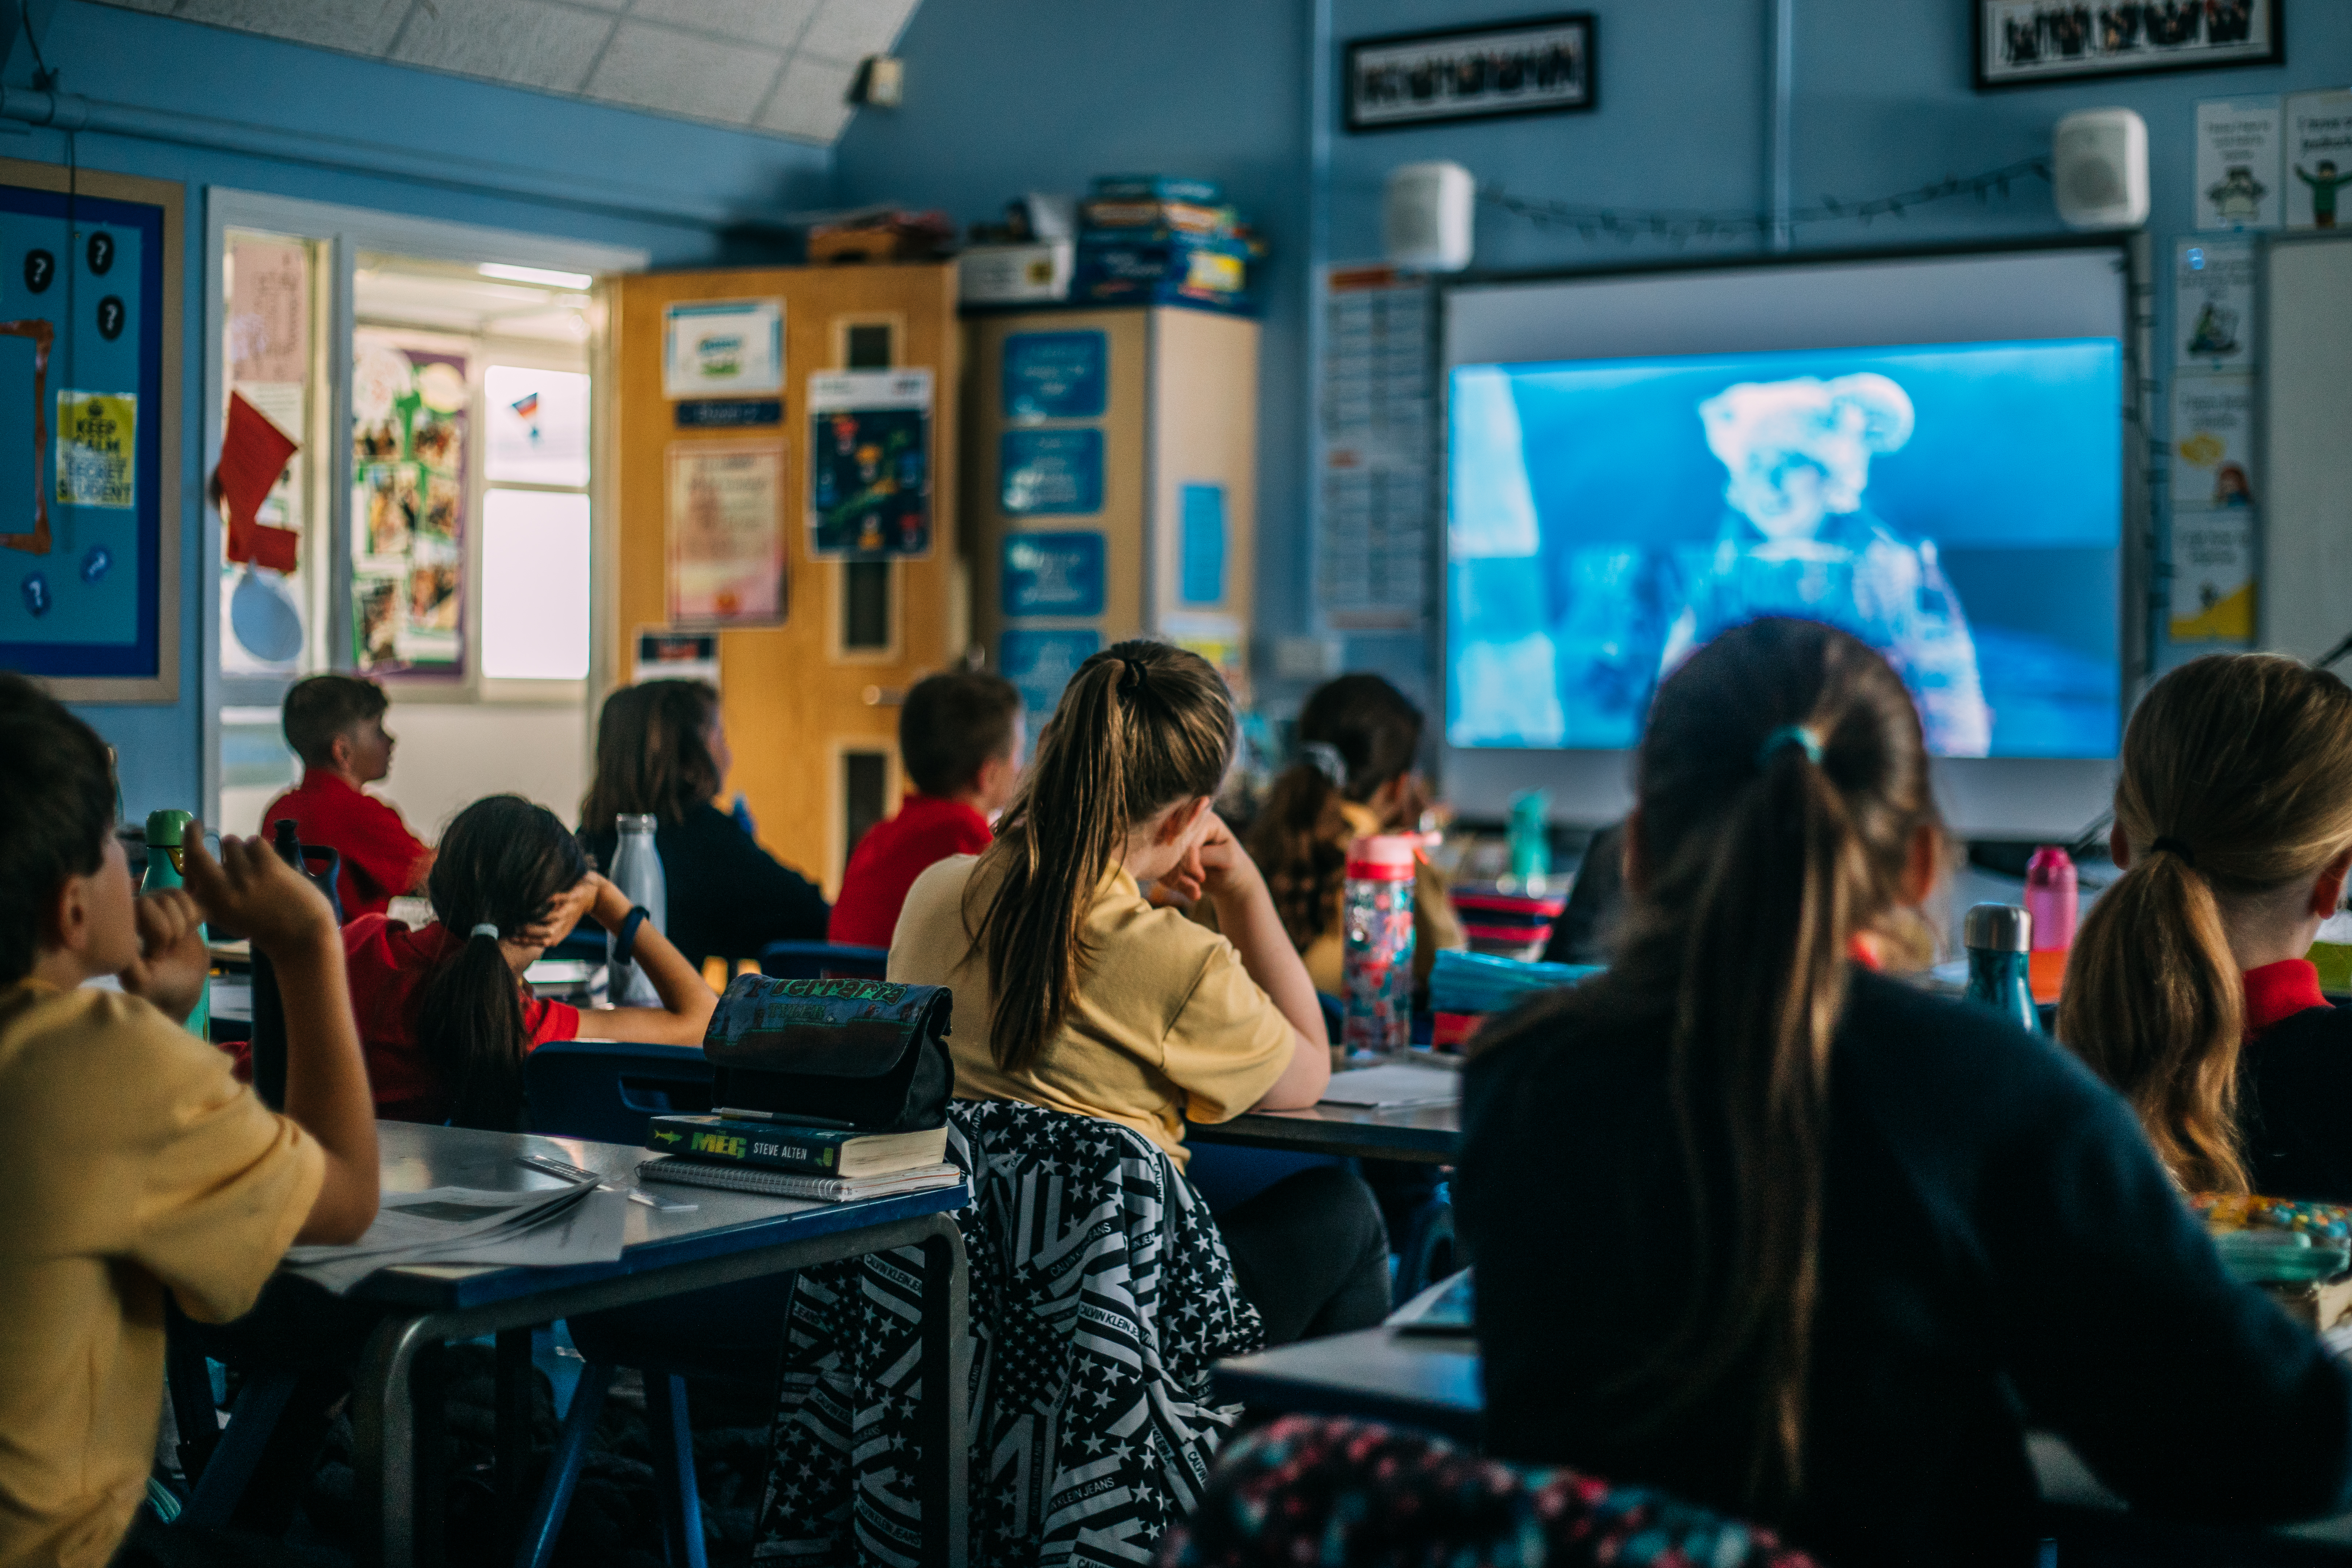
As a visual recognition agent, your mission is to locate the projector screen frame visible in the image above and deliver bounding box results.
[1433,233,2151,841]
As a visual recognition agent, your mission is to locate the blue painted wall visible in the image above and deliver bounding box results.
[20,0,832,823]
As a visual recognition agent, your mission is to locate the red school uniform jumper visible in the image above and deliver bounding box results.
[341,915,582,1124]
[261,768,432,920]
[828,793,993,950]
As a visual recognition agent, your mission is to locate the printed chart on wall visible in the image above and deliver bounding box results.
[1320,266,1432,631]
[2170,373,2256,644]
[351,332,467,673]
[808,369,932,556]
[0,168,176,696]
[666,440,785,625]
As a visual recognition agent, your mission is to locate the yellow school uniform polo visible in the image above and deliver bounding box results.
[889,855,1295,1165]
[0,981,323,1568]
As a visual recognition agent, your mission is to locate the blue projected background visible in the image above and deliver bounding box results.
[1446,338,2122,759]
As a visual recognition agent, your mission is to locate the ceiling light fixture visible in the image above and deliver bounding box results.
[479,262,594,289]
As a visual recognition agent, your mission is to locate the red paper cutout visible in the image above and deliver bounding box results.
[220,391,301,571]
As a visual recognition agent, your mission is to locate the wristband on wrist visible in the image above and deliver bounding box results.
[614,906,651,967]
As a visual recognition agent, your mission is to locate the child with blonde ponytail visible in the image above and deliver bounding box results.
[889,640,1392,1345]
[2058,652,2352,1200]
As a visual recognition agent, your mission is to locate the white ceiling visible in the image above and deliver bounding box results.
[94,0,921,144]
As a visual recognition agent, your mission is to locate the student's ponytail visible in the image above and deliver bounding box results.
[2057,653,2352,1193]
[417,794,589,1129]
[1503,618,1938,1509]
[1250,673,1426,953]
[971,640,1235,1072]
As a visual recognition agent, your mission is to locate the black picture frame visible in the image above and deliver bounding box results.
[1344,13,1596,133]
[1974,0,2283,90]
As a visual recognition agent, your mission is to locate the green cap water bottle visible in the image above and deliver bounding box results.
[142,810,210,1039]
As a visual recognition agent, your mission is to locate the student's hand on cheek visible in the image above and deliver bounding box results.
[118,887,210,1020]
[1192,811,1261,901]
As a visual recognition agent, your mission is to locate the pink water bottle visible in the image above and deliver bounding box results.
[1341,835,1418,1056]
[2025,846,2077,950]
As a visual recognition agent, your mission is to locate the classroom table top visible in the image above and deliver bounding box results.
[1188,1097,1461,1163]
[342,1121,969,1314]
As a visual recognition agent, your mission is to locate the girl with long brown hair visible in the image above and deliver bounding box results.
[1458,618,2352,1566]
[890,640,1393,1345]
[1245,673,1463,993]
[2058,652,2352,1199]
[579,679,827,971]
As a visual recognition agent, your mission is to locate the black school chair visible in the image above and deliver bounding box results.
[756,940,887,981]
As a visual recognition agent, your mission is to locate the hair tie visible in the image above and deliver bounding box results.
[1300,741,1349,788]
[1756,725,1823,769]
[470,922,502,940]
[2149,836,2198,868]
[1117,657,1150,696]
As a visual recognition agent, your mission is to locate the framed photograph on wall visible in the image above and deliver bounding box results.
[1976,0,2282,90]
[1345,13,1596,132]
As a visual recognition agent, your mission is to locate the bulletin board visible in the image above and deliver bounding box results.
[0,158,180,701]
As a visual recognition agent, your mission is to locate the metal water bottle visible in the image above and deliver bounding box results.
[607,813,668,1006]
[1963,902,2040,1034]
[142,809,210,1039]
[1341,834,1417,1056]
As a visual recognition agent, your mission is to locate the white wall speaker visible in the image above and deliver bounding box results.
[2052,107,2149,231]
[1384,161,1476,272]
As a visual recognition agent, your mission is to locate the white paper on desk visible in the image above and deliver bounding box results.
[283,1181,598,1293]
[1318,1064,1459,1108]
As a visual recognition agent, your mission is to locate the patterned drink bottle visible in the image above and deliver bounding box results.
[1341,834,1417,1056]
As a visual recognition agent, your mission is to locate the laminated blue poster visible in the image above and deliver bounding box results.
[1003,331,1107,419]
[1000,628,1100,722]
[1179,483,1225,605]
[1002,531,1106,618]
[1000,429,1104,515]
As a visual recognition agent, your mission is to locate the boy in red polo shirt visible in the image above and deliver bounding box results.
[830,671,1023,949]
[261,675,434,921]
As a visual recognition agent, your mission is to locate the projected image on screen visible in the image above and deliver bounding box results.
[1447,339,2122,758]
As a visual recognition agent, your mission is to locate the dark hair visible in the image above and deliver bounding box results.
[580,680,722,833]
[2058,654,2352,1193]
[1249,674,1424,951]
[901,671,1023,798]
[417,795,588,1129]
[1480,618,1938,1508]
[968,641,1234,1072]
[0,672,116,983]
[283,674,389,767]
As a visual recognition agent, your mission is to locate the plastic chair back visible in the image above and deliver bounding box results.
[757,940,889,980]
[524,1038,714,1145]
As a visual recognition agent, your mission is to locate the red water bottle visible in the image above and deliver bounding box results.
[2024,845,2078,1002]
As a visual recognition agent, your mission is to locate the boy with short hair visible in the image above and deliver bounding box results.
[263,673,434,920]
[829,671,1023,949]
[0,672,378,1568]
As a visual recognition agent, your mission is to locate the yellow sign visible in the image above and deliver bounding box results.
[56,391,136,509]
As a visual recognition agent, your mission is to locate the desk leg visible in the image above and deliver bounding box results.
[915,1216,970,1568]
[495,1328,533,1545]
[354,1313,438,1568]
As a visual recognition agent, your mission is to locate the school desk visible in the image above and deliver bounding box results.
[335,1122,970,1568]
[1187,1085,1460,1164]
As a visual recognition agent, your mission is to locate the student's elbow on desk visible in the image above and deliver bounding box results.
[1251,1026,1332,1111]
[297,1153,380,1245]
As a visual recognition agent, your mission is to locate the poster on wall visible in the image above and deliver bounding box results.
[1000,428,1104,515]
[807,368,933,557]
[2286,91,2352,229]
[2170,507,2255,642]
[485,364,590,487]
[2175,238,2257,371]
[1975,0,2281,88]
[2195,97,2282,230]
[663,299,784,400]
[228,239,308,383]
[349,333,467,673]
[2170,375,2257,508]
[1003,331,1107,419]
[666,440,786,625]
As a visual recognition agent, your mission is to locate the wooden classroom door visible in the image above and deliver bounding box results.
[612,264,963,898]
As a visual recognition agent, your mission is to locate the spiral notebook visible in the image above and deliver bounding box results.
[637,1155,964,1204]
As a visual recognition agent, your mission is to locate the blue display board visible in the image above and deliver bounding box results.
[1000,428,1104,515]
[1179,483,1226,606]
[0,168,176,697]
[1000,626,1100,727]
[1002,330,1107,420]
[1001,530,1106,618]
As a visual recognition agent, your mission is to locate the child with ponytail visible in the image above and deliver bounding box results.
[1246,673,1463,993]
[343,794,716,1128]
[2058,652,2352,1200]
[890,640,1393,1346]
[1458,618,2352,1565]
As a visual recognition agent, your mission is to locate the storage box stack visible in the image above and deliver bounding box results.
[1074,175,1262,314]
[1449,884,1571,962]
[1426,948,1600,1050]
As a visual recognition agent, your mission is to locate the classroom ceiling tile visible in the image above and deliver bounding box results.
[171,0,411,55]
[390,0,615,94]
[794,0,915,65]
[628,0,821,51]
[583,19,783,126]
[754,50,854,144]
[87,0,921,145]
